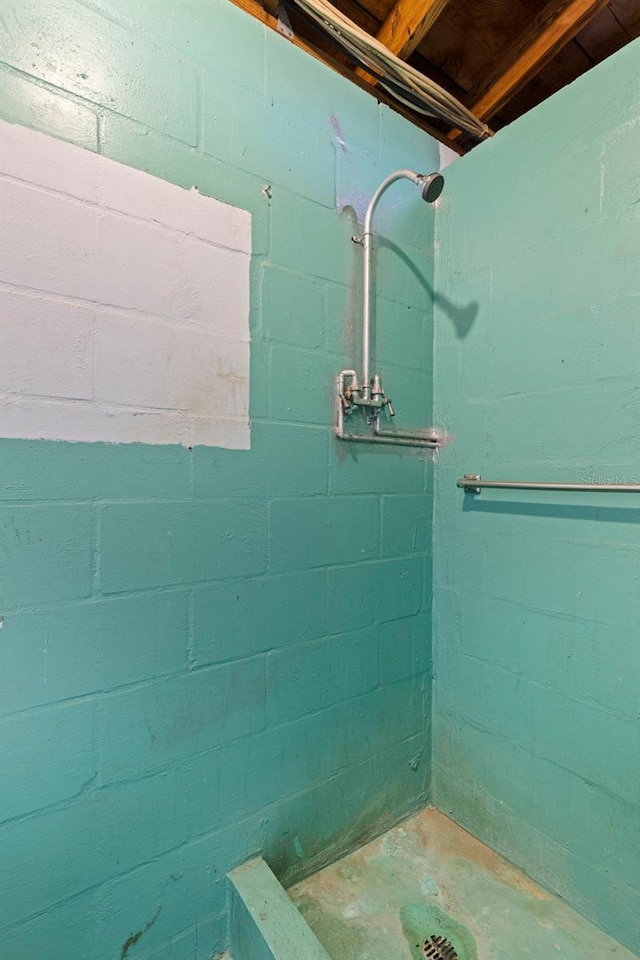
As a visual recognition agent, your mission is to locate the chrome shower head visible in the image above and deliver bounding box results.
[418,171,444,203]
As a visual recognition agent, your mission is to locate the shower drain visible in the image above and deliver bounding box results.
[421,934,458,960]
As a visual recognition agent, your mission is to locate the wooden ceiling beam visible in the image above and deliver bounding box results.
[354,0,451,85]
[375,0,452,60]
[461,0,611,126]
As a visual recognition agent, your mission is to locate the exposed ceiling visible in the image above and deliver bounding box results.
[232,0,640,152]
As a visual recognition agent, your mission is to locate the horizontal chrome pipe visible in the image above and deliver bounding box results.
[372,417,439,446]
[338,426,438,448]
[458,474,640,493]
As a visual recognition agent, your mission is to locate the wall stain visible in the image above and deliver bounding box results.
[121,905,162,959]
[329,113,347,152]
[272,767,429,890]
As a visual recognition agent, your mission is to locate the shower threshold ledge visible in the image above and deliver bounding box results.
[228,807,638,960]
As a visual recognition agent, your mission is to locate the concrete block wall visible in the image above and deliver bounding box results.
[432,40,640,954]
[0,1,438,957]
[0,120,252,449]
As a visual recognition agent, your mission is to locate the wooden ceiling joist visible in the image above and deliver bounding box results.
[463,0,611,125]
[355,0,452,85]
[375,0,452,60]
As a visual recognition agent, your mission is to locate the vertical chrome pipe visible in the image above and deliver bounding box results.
[360,169,422,402]
[361,229,373,403]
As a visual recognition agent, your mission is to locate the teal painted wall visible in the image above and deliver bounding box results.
[0,2,438,957]
[432,41,640,953]
[3,2,637,956]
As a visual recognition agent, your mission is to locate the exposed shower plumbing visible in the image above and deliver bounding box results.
[337,168,444,449]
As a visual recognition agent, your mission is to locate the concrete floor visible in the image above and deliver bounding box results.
[289,807,637,960]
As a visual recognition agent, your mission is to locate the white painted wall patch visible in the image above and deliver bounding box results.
[0,121,252,448]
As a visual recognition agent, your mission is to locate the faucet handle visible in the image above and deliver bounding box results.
[385,397,395,417]
[340,391,352,413]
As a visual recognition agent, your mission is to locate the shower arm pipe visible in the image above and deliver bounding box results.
[360,169,426,403]
[336,371,439,448]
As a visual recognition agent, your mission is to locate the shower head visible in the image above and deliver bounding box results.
[418,171,445,203]
[363,169,444,236]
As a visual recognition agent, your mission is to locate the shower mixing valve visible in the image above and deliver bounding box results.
[370,375,395,418]
[371,378,395,416]
[337,367,439,447]
[342,371,394,417]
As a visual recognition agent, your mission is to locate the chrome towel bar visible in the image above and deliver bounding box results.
[457,474,640,494]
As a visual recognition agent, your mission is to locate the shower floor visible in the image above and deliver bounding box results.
[289,807,636,960]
